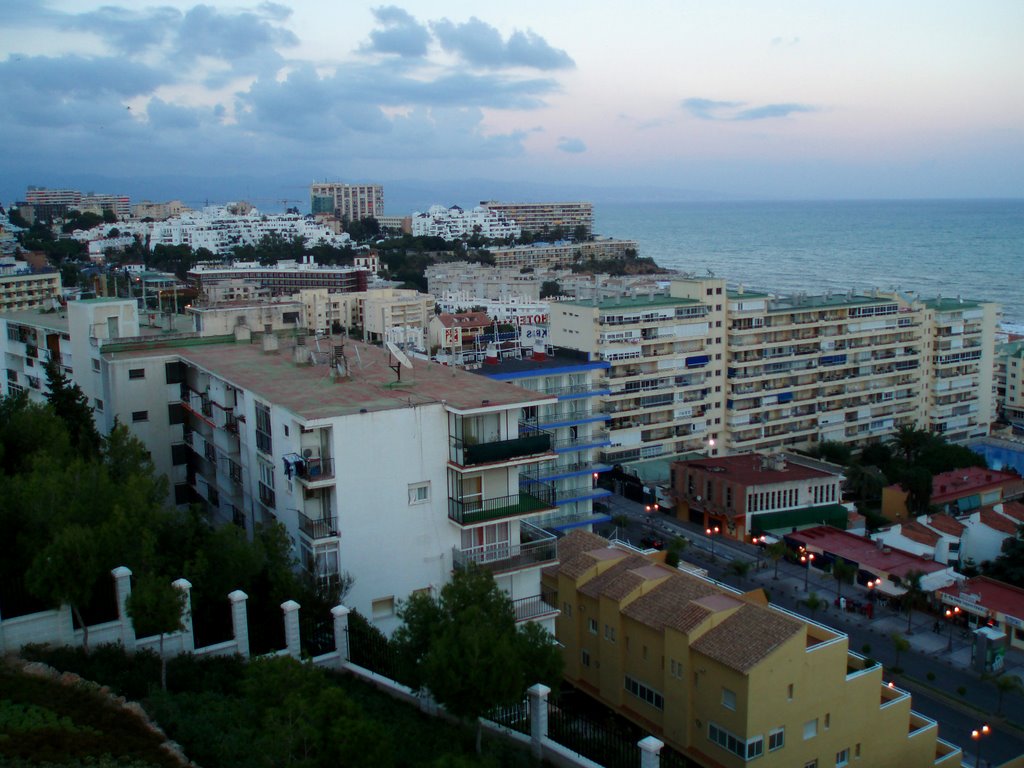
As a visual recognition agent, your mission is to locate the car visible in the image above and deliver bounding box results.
[640,535,664,550]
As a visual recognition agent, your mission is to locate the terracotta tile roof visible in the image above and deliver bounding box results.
[924,514,965,536]
[579,555,650,599]
[690,604,803,673]
[896,520,941,546]
[980,508,1019,535]
[939,576,1024,621]
[787,526,947,576]
[549,530,610,579]
[930,467,1020,504]
[438,311,491,328]
[621,576,719,633]
[997,501,1024,524]
[560,547,627,581]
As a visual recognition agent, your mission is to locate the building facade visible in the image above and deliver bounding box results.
[0,262,62,313]
[479,201,593,239]
[188,259,368,297]
[548,530,960,768]
[309,182,384,221]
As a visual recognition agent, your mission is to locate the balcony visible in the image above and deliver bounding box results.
[297,511,339,540]
[511,591,559,622]
[450,425,552,467]
[448,485,556,526]
[452,523,558,572]
[294,456,335,486]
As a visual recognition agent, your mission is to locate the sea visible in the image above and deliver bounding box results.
[592,199,1024,326]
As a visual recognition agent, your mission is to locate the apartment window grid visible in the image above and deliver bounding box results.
[768,728,784,751]
[624,675,663,711]
[708,722,763,761]
[255,401,273,454]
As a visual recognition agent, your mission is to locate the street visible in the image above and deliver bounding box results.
[597,492,1024,767]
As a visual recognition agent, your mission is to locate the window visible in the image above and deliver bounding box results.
[836,748,849,767]
[128,368,145,379]
[708,723,763,760]
[787,683,794,701]
[131,410,148,422]
[91,358,100,372]
[95,398,104,412]
[768,728,784,751]
[408,482,430,505]
[669,658,683,679]
[854,743,861,758]
[563,602,573,618]
[581,649,590,668]
[588,618,598,635]
[604,624,616,642]
[803,719,818,740]
[824,712,830,730]
[805,762,819,768]
[624,676,663,710]
[721,688,736,711]
[372,596,395,619]
[255,401,272,454]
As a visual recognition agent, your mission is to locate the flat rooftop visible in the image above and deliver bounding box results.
[788,525,947,576]
[676,453,838,485]
[558,295,701,311]
[473,352,607,380]
[106,334,551,421]
[939,576,1024,619]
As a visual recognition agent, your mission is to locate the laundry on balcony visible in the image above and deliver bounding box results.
[282,453,305,478]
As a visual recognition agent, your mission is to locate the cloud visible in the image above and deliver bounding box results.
[682,97,816,121]
[0,54,172,98]
[557,137,586,153]
[771,36,801,47]
[67,6,182,55]
[431,17,574,70]
[733,103,817,121]
[363,6,431,57]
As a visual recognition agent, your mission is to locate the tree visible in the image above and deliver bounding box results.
[126,573,187,690]
[26,525,104,653]
[982,525,1024,587]
[899,466,933,516]
[392,567,562,753]
[890,632,910,672]
[728,558,752,582]
[766,541,788,580]
[831,557,856,600]
[889,425,931,464]
[803,591,825,617]
[539,280,561,299]
[44,356,101,459]
[984,672,1024,716]
[901,570,927,633]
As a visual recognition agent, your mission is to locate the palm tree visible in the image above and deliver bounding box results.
[729,558,752,583]
[767,541,788,580]
[832,557,856,600]
[986,673,1024,716]
[803,591,826,617]
[891,632,910,672]
[902,570,926,633]
[889,424,931,464]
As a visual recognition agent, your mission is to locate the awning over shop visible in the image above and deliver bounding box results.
[751,504,849,535]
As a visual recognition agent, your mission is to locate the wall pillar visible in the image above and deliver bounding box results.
[281,600,301,659]
[228,590,249,658]
[638,736,664,768]
[528,683,551,759]
[331,605,350,665]
[110,566,135,652]
[172,578,194,653]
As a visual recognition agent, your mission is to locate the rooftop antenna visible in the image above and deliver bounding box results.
[386,341,413,382]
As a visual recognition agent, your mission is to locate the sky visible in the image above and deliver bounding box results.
[2,0,1023,209]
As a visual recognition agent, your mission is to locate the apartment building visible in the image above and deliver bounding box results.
[475,350,613,531]
[921,298,999,441]
[187,259,368,297]
[488,238,638,270]
[309,182,384,221]
[290,287,434,348]
[548,279,727,466]
[131,200,191,221]
[411,205,520,240]
[480,201,593,239]
[671,452,847,539]
[548,529,960,768]
[0,263,62,312]
[426,262,542,301]
[994,339,1024,428]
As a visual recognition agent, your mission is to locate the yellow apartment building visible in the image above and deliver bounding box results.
[548,530,961,768]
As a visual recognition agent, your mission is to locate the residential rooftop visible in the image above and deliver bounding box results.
[558,294,701,311]
[473,351,608,380]
[767,292,904,313]
[923,297,988,311]
[938,576,1024,620]
[788,525,947,576]
[106,335,551,421]
[674,452,840,486]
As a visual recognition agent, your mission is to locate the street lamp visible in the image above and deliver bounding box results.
[945,606,962,652]
[971,723,990,768]
[705,525,720,559]
[801,552,816,591]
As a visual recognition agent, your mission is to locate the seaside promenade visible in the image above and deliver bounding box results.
[601,492,1024,768]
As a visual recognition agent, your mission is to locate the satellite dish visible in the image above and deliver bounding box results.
[385,341,413,383]
[386,341,413,369]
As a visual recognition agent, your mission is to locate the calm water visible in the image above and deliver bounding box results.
[593,200,1024,324]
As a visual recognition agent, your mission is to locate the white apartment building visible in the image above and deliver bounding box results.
[921,297,999,442]
[995,339,1024,428]
[310,182,384,221]
[411,205,520,241]
[426,262,541,301]
[549,279,728,465]
[0,260,63,313]
[131,200,191,221]
[289,287,434,348]
[476,351,613,532]
[488,238,638,270]
[187,258,368,296]
[479,201,593,239]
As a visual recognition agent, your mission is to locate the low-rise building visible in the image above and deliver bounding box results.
[881,466,1024,522]
[0,259,62,313]
[938,576,1024,651]
[548,529,960,767]
[671,452,847,540]
[188,258,368,297]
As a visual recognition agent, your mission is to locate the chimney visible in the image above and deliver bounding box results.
[293,332,308,364]
[262,323,278,353]
[532,338,547,361]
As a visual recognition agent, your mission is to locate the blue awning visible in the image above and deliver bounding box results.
[686,355,710,368]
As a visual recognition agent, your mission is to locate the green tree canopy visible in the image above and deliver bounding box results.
[126,573,187,689]
[392,567,562,752]
[44,356,101,460]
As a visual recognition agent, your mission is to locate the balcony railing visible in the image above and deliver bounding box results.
[511,591,559,622]
[296,456,335,484]
[448,485,555,525]
[452,523,558,572]
[450,425,552,466]
[297,511,339,540]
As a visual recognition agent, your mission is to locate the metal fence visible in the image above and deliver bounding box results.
[547,701,640,768]
[300,613,335,658]
[488,698,531,735]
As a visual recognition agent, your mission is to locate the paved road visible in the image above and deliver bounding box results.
[597,492,1024,767]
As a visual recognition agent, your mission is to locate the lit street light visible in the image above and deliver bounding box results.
[946,606,962,652]
[705,525,720,559]
[972,723,990,768]
[800,552,816,591]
